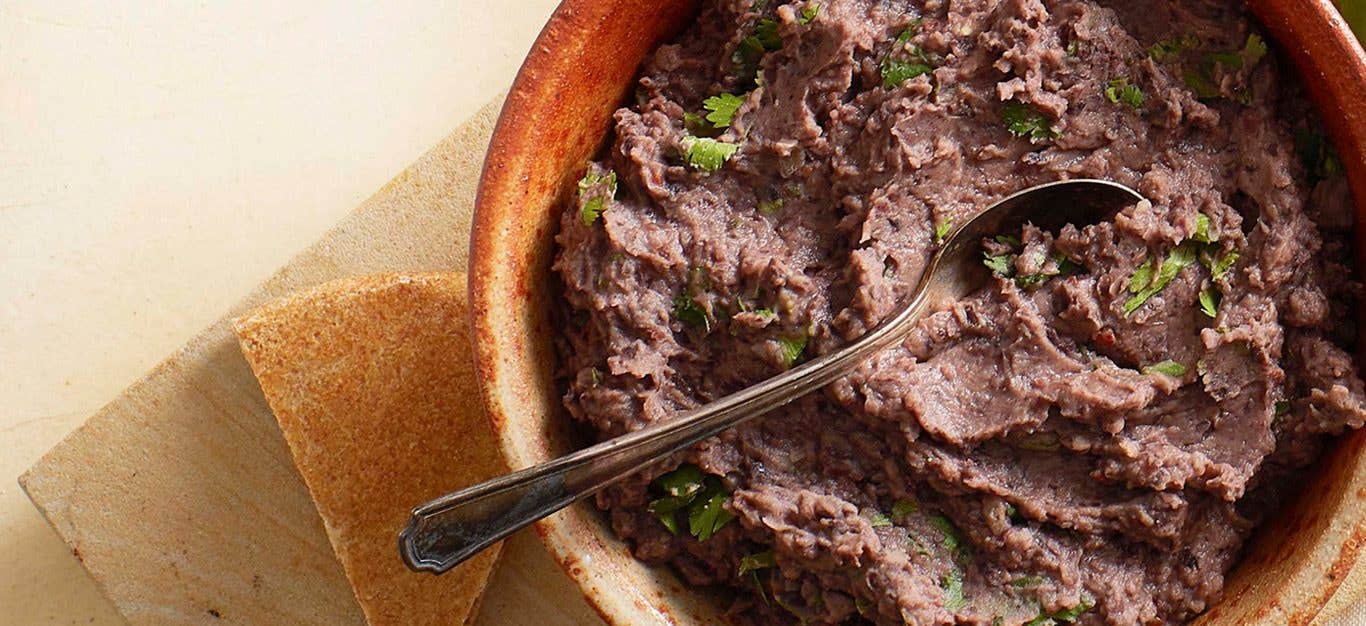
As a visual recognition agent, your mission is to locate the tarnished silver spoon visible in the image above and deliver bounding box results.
[399,178,1144,574]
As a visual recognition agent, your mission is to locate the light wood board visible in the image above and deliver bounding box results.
[19,95,604,626]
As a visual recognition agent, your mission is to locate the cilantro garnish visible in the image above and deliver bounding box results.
[1198,287,1219,318]
[882,58,933,88]
[867,511,893,528]
[880,22,936,88]
[1003,101,1059,142]
[1192,213,1215,243]
[682,136,740,172]
[733,18,783,84]
[647,465,736,541]
[703,92,746,129]
[1143,360,1187,377]
[934,219,953,245]
[1182,66,1222,99]
[673,290,711,333]
[689,488,737,541]
[1104,77,1144,110]
[941,569,968,612]
[995,235,1022,247]
[758,198,784,214]
[1210,33,1268,70]
[1025,595,1095,625]
[754,18,781,49]
[738,550,777,575]
[1296,129,1342,182]
[1066,40,1080,57]
[1148,33,1202,62]
[984,254,1013,275]
[778,333,808,369]
[1208,249,1239,280]
[1012,575,1044,588]
[799,3,820,24]
[1275,400,1291,418]
[577,169,618,226]
[929,515,966,558]
[1181,33,1269,102]
[1123,242,1199,316]
[892,498,918,521]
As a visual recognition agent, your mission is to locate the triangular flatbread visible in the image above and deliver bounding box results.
[234,271,504,626]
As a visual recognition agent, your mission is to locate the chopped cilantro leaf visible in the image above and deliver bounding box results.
[754,18,781,49]
[1199,287,1219,318]
[892,499,919,521]
[649,466,736,542]
[881,59,933,88]
[1015,273,1049,289]
[1104,77,1144,109]
[1124,242,1199,316]
[658,464,705,498]
[683,136,740,172]
[1212,33,1268,70]
[683,111,721,137]
[1066,40,1080,57]
[984,252,1013,276]
[800,3,820,24]
[868,512,893,528]
[673,292,711,333]
[778,334,808,369]
[689,488,736,541]
[995,235,1022,248]
[1182,65,1222,99]
[577,170,618,226]
[935,219,953,244]
[1192,213,1214,243]
[1275,400,1291,417]
[941,569,968,612]
[703,92,746,129]
[880,23,937,88]
[1003,101,1059,142]
[1025,595,1094,626]
[732,18,782,84]
[1012,575,1044,588]
[738,550,777,575]
[1296,129,1343,181]
[1210,249,1239,280]
[1143,360,1187,377]
[758,198,784,214]
[929,515,967,558]
[1148,33,1201,62]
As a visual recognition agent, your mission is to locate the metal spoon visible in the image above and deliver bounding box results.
[399,178,1144,574]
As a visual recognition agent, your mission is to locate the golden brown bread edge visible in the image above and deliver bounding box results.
[468,1,1366,624]
[234,272,506,626]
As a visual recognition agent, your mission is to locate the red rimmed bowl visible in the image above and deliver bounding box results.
[469,1,1366,624]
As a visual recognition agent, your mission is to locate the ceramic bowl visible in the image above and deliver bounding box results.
[469,1,1366,623]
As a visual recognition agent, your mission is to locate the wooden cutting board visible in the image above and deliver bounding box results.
[18,95,604,626]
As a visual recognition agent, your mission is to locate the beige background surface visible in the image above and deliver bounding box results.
[0,2,556,623]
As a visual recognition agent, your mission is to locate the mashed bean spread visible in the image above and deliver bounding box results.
[553,1,1365,623]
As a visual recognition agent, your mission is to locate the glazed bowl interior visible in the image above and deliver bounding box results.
[468,1,1366,624]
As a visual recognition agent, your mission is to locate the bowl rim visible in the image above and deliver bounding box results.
[469,1,1366,624]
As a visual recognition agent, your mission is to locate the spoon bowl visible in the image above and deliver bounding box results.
[398,178,1144,574]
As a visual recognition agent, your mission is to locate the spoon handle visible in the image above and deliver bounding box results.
[399,289,933,574]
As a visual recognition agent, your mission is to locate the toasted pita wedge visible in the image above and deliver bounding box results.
[234,272,504,626]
